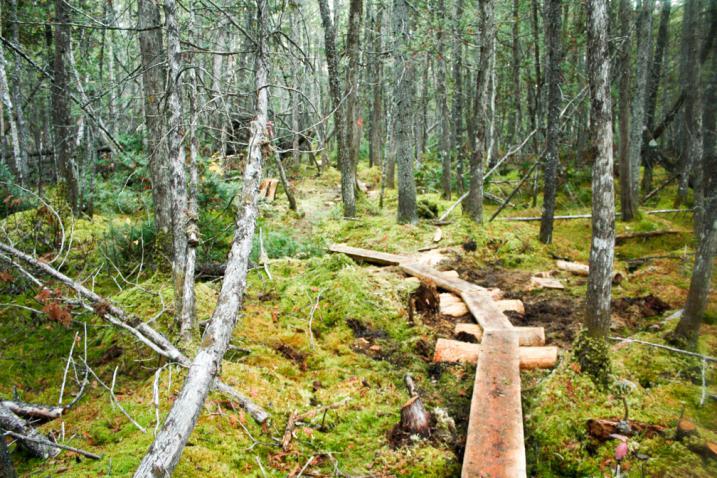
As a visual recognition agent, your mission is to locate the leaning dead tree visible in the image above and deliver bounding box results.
[133,0,271,474]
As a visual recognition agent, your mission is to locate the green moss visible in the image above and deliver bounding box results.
[573,330,612,387]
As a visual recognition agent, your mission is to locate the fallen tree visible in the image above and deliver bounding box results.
[133,2,271,474]
[0,403,58,459]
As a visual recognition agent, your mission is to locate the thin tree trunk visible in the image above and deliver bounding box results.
[509,0,522,145]
[618,0,637,220]
[0,36,23,185]
[368,5,383,170]
[641,0,671,194]
[530,0,543,155]
[318,0,354,217]
[393,0,417,224]
[138,0,172,244]
[464,0,494,223]
[133,0,270,474]
[345,0,363,198]
[164,0,190,329]
[451,0,465,193]
[437,0,451,200]
[676,0,702,207]
[0,430,17,478]
[9,0,28,183]
[52,0,80,214]
[539,0,562,244]
[584,0,616,343]
[671,40,716,349]
[626,0,655,215]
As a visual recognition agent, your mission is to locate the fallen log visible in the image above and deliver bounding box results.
[0,403,58,459]
[556,260,589,276]
[615,229,683,244]
[433,338,558,369]
[0,401,64,422]
[0,242,268,425]
[454,323,545,346]
[0,432,16,478]
[2,431,101,460]
[586,418,665,440]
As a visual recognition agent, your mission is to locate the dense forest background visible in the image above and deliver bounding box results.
[0,0,715,476]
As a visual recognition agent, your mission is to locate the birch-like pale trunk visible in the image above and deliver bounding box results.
[164,0,190,329]
[508,0,522,145]
[0,37,24,185]
[9,0,28,183]
[626,0,655,211]
[539,0,562,244]
[138,0,172,241]
[180,6,201,342]
[585,0,616,340]
[133,1,270,474]
[393,0,417,224]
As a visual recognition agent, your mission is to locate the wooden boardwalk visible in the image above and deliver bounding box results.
[329,244,559,478]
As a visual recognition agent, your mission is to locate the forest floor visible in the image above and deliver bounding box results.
[0,158,716,477]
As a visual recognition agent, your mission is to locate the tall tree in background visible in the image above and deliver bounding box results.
[345,0,363,196]
[393,0,417,224]
[464,0,495,223]
[0,12,24,185]
[368,3,383,169]
[641,0,671,194]
[164,0,190,332]
[617,0,636,220]
[9,0,28,183]
[579,0,616,385]
[437,0,452,200]
[138,0,172,244]
[625,0,655,218]
[318,0,354,217]
[52,0,80,214]
[671,29,716,349]
[451,0,465,193]
[508,0,522,146]
[539,0,562,244]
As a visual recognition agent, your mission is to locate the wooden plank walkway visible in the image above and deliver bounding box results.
[329,244,558,478]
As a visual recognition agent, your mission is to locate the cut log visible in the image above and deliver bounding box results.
[433,228,442,243]
[454,323,545,346]
[495,299,525,315]
[529,276,565,290]
[440,293,469,317]
[556,260,590,276]
[0,403,58,459]
[433,338,557,369]
[266,178,279,201]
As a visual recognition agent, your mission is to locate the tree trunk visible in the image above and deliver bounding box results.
[164,0,190,329]
[618,0,637,220]
[671,39,716,349]
[464,0,494,223]
[52,0,80,215]
[539,0,562,244]
[437,0,451,200]
[9,0,28,183]
[676,0,702,207]
[345,0,363,199]
[368,6,383,170]
[0,34,24,185]
[318,0,354,217]
[0,431,17,478]
[530,0,543,155]
[451,0,465,193]
[641,0,671,194]
[626,0,655,215]
[133,1,270,475]
[509,0,522,146]
[393,0,417,224]
[138,0,172,244]
[584,0,616,343]
[0,404,58,459]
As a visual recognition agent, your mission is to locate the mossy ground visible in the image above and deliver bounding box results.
[0,161,714,477]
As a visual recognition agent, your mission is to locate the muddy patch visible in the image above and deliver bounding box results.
[509,292,583,348]
[612,295,671,323]
[274,344,307,371]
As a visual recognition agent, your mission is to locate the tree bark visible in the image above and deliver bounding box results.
[138,0,172,243]
[464,0,494,223]
[625,0,655,216]
[318,0,354,217]
[585,0,616,340]
[9,0,28,183]
[0,404,58,460]
[345,0,363,198]
[133,1,270,475]
[164,0,190,330]
[618,0,637,220]
[437,0,451,200]
[451,0,465,193]
[52,0,80,214]
[539,0,562,244]
[368,5,383,170]
[393,0,417,224]
[676,0,703,207]
[672,37,716,349]
[0,33,24,185]
[508,0,522,146]
[641,0,671,194]
[0,431,16,478]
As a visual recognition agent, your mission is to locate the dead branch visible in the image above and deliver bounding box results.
[0,401,64,422]
[2,431,101,460]
[0,403,59,459]
[282,398,351,451]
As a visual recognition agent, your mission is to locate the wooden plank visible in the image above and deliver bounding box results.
[460,289,514,331]
[400,262,482,295]
[328,244,406,266]
[454,323,545,346]
[433,338,557,369]
[463,331,526,478]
